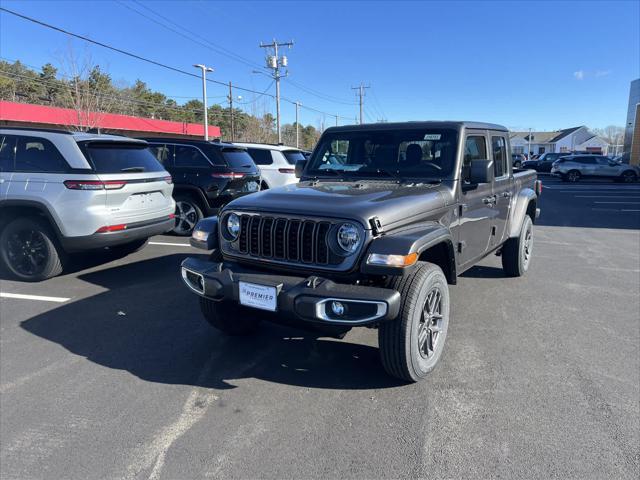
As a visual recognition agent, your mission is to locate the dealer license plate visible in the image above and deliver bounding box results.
[239,281,277,311]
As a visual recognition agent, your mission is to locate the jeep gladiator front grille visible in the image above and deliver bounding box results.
[236,214,333,265]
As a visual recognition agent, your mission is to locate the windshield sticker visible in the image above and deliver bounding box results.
[424,134,442,140]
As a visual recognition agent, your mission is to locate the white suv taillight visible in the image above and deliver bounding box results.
[64,180,126,190]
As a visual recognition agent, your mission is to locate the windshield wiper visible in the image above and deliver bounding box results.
[120,166,146,172]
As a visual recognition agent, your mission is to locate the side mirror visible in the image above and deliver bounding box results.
[295,159,308,178]
[469,159,494,184]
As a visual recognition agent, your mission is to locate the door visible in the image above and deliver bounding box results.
[247,148,277,187]
[0,135,16,199]
[577,156,597,177]
[458,132,495,266]
[593,156,619,178]
[490,134,512,246]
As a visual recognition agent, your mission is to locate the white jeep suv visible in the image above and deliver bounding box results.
[0,128,175,281]
[232,143,306,189]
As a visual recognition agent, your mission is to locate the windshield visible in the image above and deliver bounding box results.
[306,129,458,179]
[282,150,306,164]
[83,142,165,173]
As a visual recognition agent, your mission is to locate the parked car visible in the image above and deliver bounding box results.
[551,154,639,182]
[181,121,541,382]
[142,138,261,236]
[233,143,306,189]
[0,128,175,281]
[526,152,569,172]
[512,153,526,168]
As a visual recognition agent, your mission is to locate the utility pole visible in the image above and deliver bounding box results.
[193,64,214,140]
[528,127,532,159]
[335,114,339,127]
[351,83,370,125]
[295,101,300,148]
[259,38,294,144]
[228,81,235,142]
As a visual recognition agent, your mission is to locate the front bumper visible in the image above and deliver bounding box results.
[180,257,401,327]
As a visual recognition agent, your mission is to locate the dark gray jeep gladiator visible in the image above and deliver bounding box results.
[181,121,541,382]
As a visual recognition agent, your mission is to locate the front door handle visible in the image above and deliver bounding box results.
[502,191,512,198]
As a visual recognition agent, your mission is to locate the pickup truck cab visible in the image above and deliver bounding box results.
[181,121,541,382]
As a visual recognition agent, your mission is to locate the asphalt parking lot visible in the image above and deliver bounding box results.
[1,175,639,480]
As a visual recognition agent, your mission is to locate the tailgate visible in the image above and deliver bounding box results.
[81,140,175,225]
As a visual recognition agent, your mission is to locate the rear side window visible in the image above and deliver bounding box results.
[174,145,211,168]
[491,136,508,177]
[578,156,596,164]
[13,136,69,173]
[282,150,306,164]
[84,142,165,173]
[221,148,256,169]
[0,135,17,172]
[247,148,273,165]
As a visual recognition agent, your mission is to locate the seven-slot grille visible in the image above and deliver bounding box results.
[235,214,333,265]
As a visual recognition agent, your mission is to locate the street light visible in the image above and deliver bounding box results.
[194,64,214,140]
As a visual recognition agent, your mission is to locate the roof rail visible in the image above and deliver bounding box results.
[0,126,74,135]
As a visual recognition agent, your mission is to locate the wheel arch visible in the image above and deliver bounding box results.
[0,200,64,240]
[172,186,208,210]
[508,188,537,237]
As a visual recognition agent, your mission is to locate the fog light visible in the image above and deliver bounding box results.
[331,301,345,316]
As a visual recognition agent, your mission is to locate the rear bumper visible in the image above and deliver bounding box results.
[61,217,174,252]
[180,257,401,327]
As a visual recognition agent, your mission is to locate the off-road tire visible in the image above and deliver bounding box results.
[502,215,533,277]
[0,217,65,282]
[199,297,261,335]
[379,261,450,382]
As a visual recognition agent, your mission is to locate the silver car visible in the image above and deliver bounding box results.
[0,128,175,281]
[551,154,639,183]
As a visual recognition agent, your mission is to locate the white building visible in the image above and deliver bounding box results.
[510,126,611,155]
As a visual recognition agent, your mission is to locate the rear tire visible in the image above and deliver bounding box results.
[379,262,450,382]
[502,215,533,277]
[173,195,203,236]
[621,170,638,183]
[0,217,65,282]
[199,297,261,336]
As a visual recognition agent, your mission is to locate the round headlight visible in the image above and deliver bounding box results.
[336,223,360,254]
[226,213,241,240]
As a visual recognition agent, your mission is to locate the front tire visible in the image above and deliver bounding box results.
[502,215,533,277]
[567,170,581,182]
[200,297,261,335]
[379,262,450,382]
[621,170,638,183]
[0,217,65,282]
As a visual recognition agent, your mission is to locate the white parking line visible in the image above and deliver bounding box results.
[574,196,640,198]
[594,201,640,204]
[149,241,192,247]
[0,292,70,303]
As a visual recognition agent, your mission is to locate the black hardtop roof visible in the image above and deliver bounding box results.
[138,137,239,149]
[324,121,509,133]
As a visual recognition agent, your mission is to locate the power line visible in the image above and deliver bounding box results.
[0,6,354,122]
[351,83,370,125]
[285,78,357,106]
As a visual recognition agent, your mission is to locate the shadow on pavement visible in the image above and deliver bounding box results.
[461,265,507,279]
[20,254,402,391]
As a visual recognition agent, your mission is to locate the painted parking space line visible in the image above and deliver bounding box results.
[0,292,70,303]
[148,241,192,247]
[593,201,640,204]
[574,195,640,198]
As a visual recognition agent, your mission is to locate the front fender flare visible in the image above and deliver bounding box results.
[361,223,456,280]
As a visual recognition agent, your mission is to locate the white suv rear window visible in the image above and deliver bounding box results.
[83,143,165,173]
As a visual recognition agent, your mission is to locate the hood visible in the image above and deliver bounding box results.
[225,180,449,229]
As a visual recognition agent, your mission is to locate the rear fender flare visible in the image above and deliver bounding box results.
[508,188,536,238]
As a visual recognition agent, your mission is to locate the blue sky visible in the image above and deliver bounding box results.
[1,0,638,130]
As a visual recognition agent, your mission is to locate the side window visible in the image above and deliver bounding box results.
[581,156,596,165]
[173,145,211,168]
[148,144,172,166]
[595,156,609,165]
[248,148,273,165]
[491,136,508,177]
[14,136,68,173]
[462,135,487,181]
[0,135,17,172]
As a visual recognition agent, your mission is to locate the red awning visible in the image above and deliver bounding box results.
[0,100,219,137]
